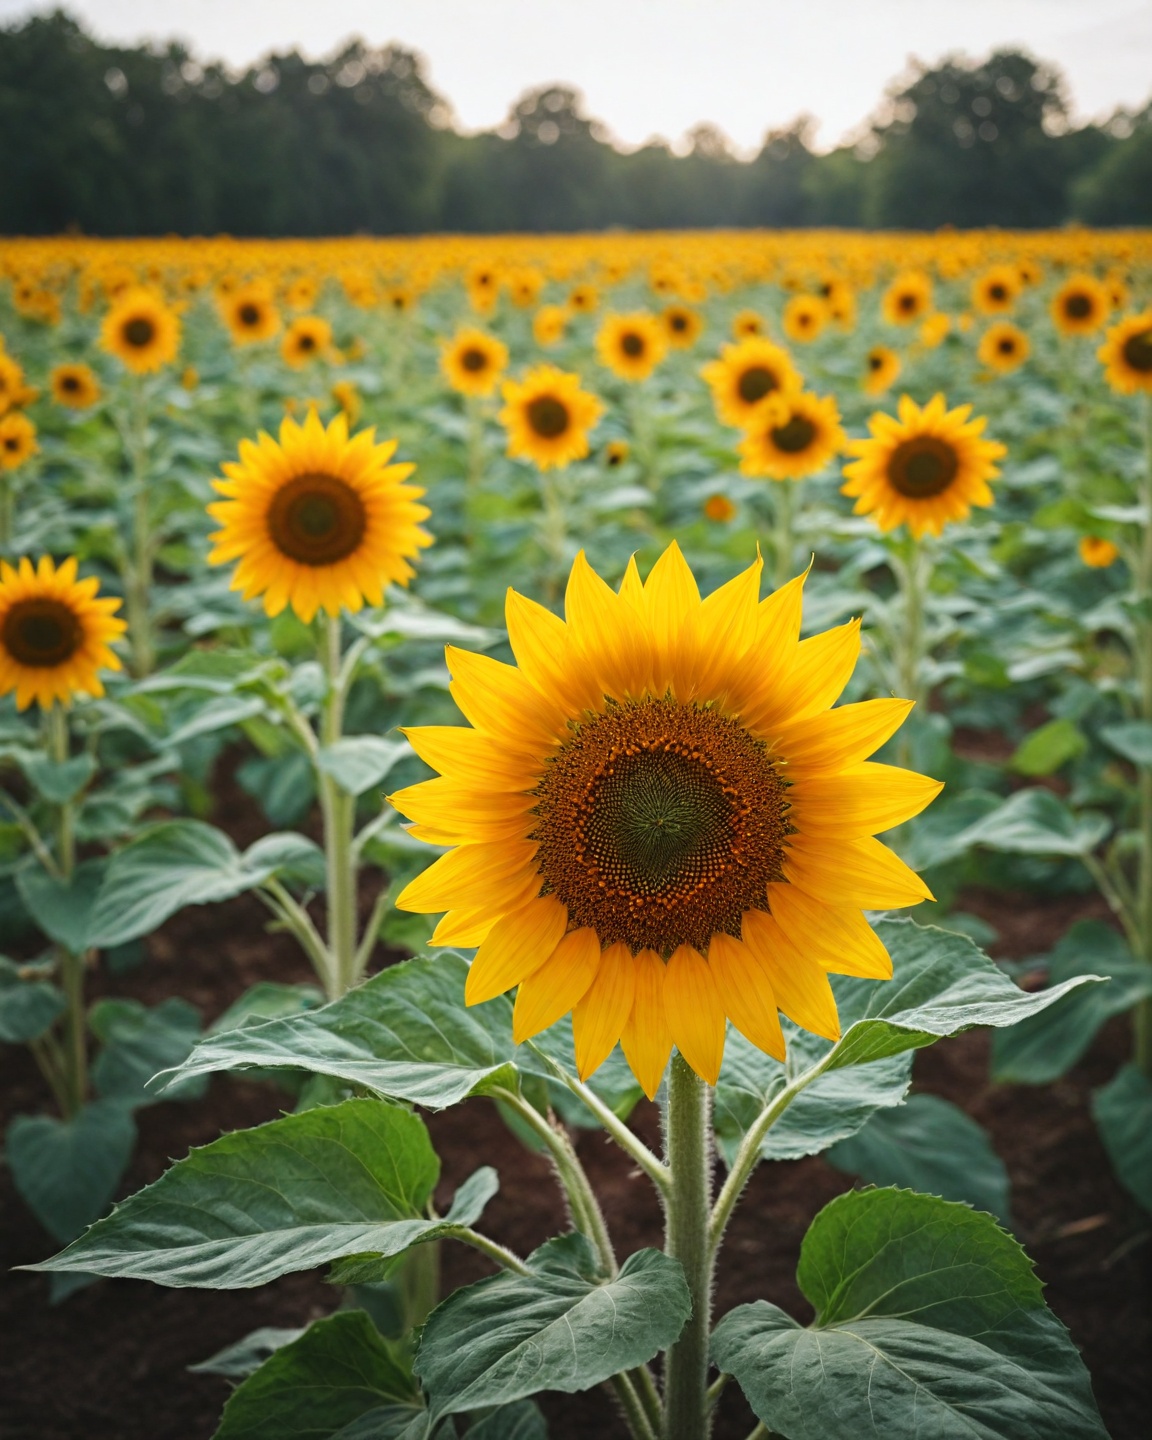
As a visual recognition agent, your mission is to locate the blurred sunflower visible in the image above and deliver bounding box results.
[782,294,827,344]
[385,285,415,315]
[0,412,38,470]
[738,391,845,481]
[467,263,500,315]
[604,440,630,468]
[703,493,736,522]
[284,275,319,311]
[1098,312,1152,394]
[979,322,1030,374]
[568,283,599,314]
[1052,274,1110,336]
[882,270,933,326]
[207,409,431,622]
[441,328,509,398]
[220,284,281,346]
[1080,536,1119,569]
[971,266,1020,315]
[281,315,332,368]
[0,556,125,711]
[499,365,603,470]
[508,269,544,308]
[918,313,951,349]
[596,312,668,382]
[863,345,900,395]
[661,304,703,349]
[533,305,569,347]
[731,310,764,339]
[842,393,1005,539]
[701,337,801,428]
[51,363,101,409]
[0,352,36,414]
[391,545,938,1095]
[99,288,181,374]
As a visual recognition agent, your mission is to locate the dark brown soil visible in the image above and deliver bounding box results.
[1,824,1148,1438]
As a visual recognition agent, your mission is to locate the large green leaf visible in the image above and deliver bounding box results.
[951,787,1109,858]
[317,737,412,797]
[1011,719,1086,777]
[191,1326,306,1379]
[89,997,205,1108]
[826,1093,1011,1223]
[0,956,64,1043]
[212,1310,420,1440]
[991,922,1151,1084]
[1093,1064,1152,1214]
[16,858,105,954]
[712,1188,1107,1440]
[154,953,521,1109]
[6,1099,136,1244]
[19,751,97,804]
[1100,720,1152,768]
[414,1233,690,1420]
[28,1098,449,1287]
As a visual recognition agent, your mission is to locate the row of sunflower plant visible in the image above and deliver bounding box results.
[1,228,1150,1439]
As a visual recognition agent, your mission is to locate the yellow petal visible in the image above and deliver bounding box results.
[695,555,763,699]
[784,834,934,909]
[620,949,673,1100]
[664,945,726,1085]
[749,618,861,731]
[465,896,569,1005]
[790,764,944,838]
[394,839,540,914]
[726,566,806,720]
[771,698,914,776]
[767,883,893,979]
[505,589,601,716]
[513,928,600,1044]
[446,646,561,752]
[565,550,650,699]
[431,907,499,947]
[707,931,785,1061]
[573,942,636,1080]
[741,908,841,1041]
[390,778,535,845]
[403,725,540,791]
[642,542,701,695]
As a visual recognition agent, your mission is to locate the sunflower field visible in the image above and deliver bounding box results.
[1,229,1151,1440]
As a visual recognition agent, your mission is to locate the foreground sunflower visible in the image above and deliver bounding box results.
[596,312,668,382]
[207,409,431,622]
[979,322,1030,373]
[391,545,939,1096]
[441,328,509,398]
[99,288,181,374]
[51,363,101,409]
[701,337,800,429]
[1098,311,1152,395]
[738,390,845,480]
[0,556,125,710]
[1051,274,1110,336]
[842,393,1006,539]
[499,365,604,470]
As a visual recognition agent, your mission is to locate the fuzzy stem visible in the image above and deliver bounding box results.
[46,703,86,1117]
[124,378,155,677]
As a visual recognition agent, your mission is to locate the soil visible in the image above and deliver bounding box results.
[1,769,1149,1439]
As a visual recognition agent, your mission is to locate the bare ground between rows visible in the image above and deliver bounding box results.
[0,866,1148,1439]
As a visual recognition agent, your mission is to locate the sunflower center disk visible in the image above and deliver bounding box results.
[526,395,570,438]
[123,317,156,347]
[737,366,777,404]
[1065,294,1092,319]
[621,333,645,357]
[267,472,367,566]
[771,415,817,453]
[460,347,488,372]
[888,437,959,498]
[532,697,788,954]
[1123,330,1152,373]
[3,599,82,667]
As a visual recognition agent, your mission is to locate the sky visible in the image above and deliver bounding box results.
[3,0,1151,152]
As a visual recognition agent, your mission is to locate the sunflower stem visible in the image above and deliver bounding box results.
[123,377,155,677]
[1135,391,1152,1076]
[663,1054,714,1440]
[771,479,796,590]
[0,473,13,549]
[318,612,359,997]
[45,701,87,1117]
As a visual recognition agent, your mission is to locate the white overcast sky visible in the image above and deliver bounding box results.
[3,0,1151,151]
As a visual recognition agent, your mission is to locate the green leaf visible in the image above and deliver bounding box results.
[212,1311,419,1440]
[953,788,1109,858]
[1093,1064,1152,1213]
[0,956,64,1043]
[16,858,105,954]
[89,997,205,1108]
[28,1098,445,1288]
[243,832,327,889]
[1011,719,1086,777]
[317,737,412,796]
[210,981,325,1035]
[414,1234,690,1420]
[1100,720,1152,768]
[18,751,97,804]
[465,1401,547,1440]
[190,1326,306,1378]
[154,952,522,1110]
[991,922,1151,1084]
[826,1094,1011,1223]
[711,1188,1108,1440]
[165,694,267,747]
[6,1099,136,1244]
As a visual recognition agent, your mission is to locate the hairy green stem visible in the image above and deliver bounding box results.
[447,1227,531,1275]
[46,703,86,1117]
[611,1371,660,1440]
[318,614,359,997]
[124,378,155,677]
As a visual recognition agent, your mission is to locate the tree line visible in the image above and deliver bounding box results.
[1,10,1149,236]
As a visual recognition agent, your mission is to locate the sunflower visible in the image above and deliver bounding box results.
[863,345,900,395]
[781,294,827,344]
[0,556,125,711]
[0,412,38,470]
[499,365,604,471]
[99,288,181,374]
[662,305,703,349]
[508,269,544,309]
[51,363,101,409]
[568,283,599,314]
[842,394,1006,539]
[882,270,933,326]
[0,353,33,415]
[331,380,362,426]
[533,305,569,347]
[467,263,500,315]
[1051,274,1110,336]
[385,285,415,315]
[220,284,281,346]
[918,312,951,349]
[281,316,333,369]
[390,544,938,1095]
[972,266,1020,315]
[207,409,431,623]
[1079,536,1119,569]
[605,440,630,468]
[732,310,764,339]
[704,493,736,522]
[441,328,509,398]
[596,312,668,382]
[700,338,801,429]
[979,322,1030,374]
[285,276,319,311]
[738,391,845,481]
[1098,311,1152,395]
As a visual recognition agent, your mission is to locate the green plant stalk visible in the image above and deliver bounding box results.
[124,378,155,677]
[46,702,86,1117]
[0,472,13,549]
[318,613,359,998]
[891,533,932,770]
[466,396,486,490]
[538,468,569,606]
[663,1054,714,1440]
[772,479,796,590]
[628,385,657,491]
[1135,391,1152,1075]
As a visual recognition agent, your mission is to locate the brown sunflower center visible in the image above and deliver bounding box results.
[1064,293,1092,319]
[1122,329,1152,373]
[123,317,156,348]
[868,352,884,371]
[2,598,82,668]
[989,283,1007,301]
[998,337,1016,355]
[267,472,366,566]
[737,365,778,404]
[526,395,570,438]
[621,332,645,357]
[532,696,788,954]
[887,436,960,498]
[61,373,81,392]
[460,347,488,372]
[297,333,317,351]
[770,415,817,453]
[898,293,917,313]
[670,313,688,332]
[239,303,261,327]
